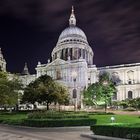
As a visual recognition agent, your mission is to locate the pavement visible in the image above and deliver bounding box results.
[81,133,130,140]
[0,124,131,140]
[0,124,93,140]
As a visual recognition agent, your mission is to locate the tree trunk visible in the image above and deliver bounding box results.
[105,102,107,113]
[105,94,107,113]
[47,102,49,110]
[4,106,7,111]
[33,104,37,110]
[15,104,19,112]
[59,104,61,112]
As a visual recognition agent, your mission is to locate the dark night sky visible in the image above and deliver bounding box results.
[0,0,140,74]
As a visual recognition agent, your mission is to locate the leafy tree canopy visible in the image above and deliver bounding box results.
[0,72,22,107]
[22,75,69,110]
[83,71,116,107]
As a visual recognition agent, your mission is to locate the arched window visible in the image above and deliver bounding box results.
[73,89,77,98]
[111,72,121,85]
[127,70,134,84]
[128,91,133,99]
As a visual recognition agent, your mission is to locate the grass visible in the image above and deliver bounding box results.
[0,111,139,126]
[89,114,140,125]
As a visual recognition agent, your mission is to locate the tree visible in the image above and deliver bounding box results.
[22,75,69,110]
[83,71,116,112]
[132,98,140,110]
[55,83,69,111]
[118,98,140,110]
[0,72,22,110]
[83,83,102,107]
[99,72,117,112]
[21,84,39,109]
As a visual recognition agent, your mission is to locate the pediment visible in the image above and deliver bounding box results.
[46,58,69,68]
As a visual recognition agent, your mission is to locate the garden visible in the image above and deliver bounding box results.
[0,71,140,139]
[0,110,139,126]
[0,110,96,127]
[0,109,139,140]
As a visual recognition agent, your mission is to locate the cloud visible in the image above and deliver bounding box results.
[0,0,74,31]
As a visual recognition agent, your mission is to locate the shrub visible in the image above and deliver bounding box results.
[23,118,96,127]
[28,111,63,119]
[27,111,88,119]
[91,124,140,140]
[88,112,114,115]
[123,107,136,111]
[0,118,25,125]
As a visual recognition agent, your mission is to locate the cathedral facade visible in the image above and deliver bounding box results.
[34,7,140,107]
[4,7,140,107]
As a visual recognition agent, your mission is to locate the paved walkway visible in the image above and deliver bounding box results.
[0,125,92,140]
[0,132,38,140]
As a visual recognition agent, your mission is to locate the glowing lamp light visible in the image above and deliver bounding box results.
[110,116,115,123]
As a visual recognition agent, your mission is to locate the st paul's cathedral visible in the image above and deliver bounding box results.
[1,7,140,108]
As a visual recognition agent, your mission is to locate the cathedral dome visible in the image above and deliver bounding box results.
[58,26,87,41]
[51,6,94,65]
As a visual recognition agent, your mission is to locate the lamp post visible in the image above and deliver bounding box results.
[111,116,115,123]
[72,71,77,112]
[103,80,108,113]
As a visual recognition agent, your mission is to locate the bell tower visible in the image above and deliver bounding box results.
[22,62,30,75]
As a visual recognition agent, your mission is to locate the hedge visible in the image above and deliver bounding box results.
[0,118,25,125]
[27,111,89,119]
[91,124,140,140]
[23,118,96,127]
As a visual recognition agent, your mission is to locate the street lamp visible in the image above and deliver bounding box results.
[110,116,115,123]
[72,71,77,111]
[103,80,108,113]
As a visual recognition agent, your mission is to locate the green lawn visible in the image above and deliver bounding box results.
[89,114,140,125]
[0,111,139,126]
[90,115,140,139]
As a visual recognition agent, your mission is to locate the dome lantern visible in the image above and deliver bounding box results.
[69,6,76,26]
